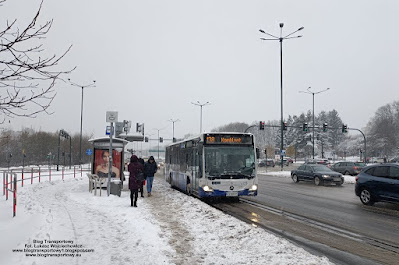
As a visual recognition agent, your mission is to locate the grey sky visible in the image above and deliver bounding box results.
[2,0,399,142]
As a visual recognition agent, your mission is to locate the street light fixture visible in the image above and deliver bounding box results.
[168,119,180,142]
[299,87,330,159]
[259,23,304,170]
[68,79,96,165]
[191,101,210,133]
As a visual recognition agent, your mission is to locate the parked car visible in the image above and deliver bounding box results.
[258,159,275,167]
[355,163,399,205]
[291,164,344,186]
[330,161,366,176]
[275,157,293,166]
[305,159,328,165]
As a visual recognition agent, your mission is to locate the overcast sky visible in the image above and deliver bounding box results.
[2,0,399,143]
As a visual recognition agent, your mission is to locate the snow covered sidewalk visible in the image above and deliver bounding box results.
[1,172,333,265]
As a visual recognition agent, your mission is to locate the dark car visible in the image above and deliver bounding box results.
[355,163,399,206]
[291,164,344,186]
[330,161,366,176]
[258,159,275,167]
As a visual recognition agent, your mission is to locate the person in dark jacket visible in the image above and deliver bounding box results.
[138,157,145,197]
[144,156,157,197]
[128,155,144,207]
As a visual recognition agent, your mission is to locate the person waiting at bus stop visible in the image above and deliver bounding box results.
[144,156,157,197]
[128,155,144,207]
[138,157,145,197]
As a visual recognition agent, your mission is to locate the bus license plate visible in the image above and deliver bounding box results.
[226,191,238,197]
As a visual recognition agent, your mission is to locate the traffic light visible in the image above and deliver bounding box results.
[303,123,308,132]
[159,137,163,143]
[342,124,348,133]
[173,137,176,143]
[145,137,149,142]
[323,122,328,132]
[259,121,265,130]
[282,121,287,131]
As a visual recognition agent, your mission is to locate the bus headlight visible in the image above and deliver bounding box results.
[202,185,213,192]
[249,185,258,191]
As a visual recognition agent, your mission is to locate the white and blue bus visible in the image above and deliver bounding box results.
[164,132,258,199]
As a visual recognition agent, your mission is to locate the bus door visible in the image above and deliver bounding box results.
[192,147,199,192]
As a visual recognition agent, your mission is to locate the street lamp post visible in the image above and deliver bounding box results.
[68,79,96,164]
[153,128,164,160]
[191,101,210,133]
[168,119,180,142]
[299,87,330,159]
[259,23,304,170]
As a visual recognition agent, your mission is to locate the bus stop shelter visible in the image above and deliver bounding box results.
[88,137,129,196]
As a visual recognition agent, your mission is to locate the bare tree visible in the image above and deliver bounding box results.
[0,0,74,122]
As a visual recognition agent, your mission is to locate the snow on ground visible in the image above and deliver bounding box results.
[0,168,333,265]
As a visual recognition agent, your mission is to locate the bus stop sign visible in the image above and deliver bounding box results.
[86,149,93,156]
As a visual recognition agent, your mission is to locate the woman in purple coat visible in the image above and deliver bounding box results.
[128,155,144,207]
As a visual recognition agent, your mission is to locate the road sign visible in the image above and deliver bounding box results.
[106,111,118,123]
[280,150,286,156]
[86,149,93,156]
[106,126,114,135]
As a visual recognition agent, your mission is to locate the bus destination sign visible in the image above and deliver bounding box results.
[205,134,252,145]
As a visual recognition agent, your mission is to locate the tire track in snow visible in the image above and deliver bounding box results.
[146,184,200,264]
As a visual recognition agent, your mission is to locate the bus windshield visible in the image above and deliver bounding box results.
[204,146,255,177]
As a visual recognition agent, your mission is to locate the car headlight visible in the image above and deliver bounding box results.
[322,175,331,179]
[249,185,258,191]
[202,185,213,192]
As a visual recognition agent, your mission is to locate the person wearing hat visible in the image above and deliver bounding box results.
[144,156,157,197]
[128,155,144,207]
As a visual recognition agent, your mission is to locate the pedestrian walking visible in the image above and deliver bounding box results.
[144,156,157,197]
[138,157,145,197]
[128,155,144,207]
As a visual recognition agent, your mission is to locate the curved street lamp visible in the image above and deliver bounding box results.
[168,119,180,142]
[299,87,330,159]
[68,79,96,164]
[259,23,304,170]
[191,101,210,133]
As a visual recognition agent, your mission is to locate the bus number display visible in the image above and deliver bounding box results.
[206,136,215,143]
[205,135,252,145]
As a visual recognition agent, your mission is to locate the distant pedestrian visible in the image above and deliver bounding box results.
[128,155,144,207]
[138,157,145,197]
[144,156,157,197]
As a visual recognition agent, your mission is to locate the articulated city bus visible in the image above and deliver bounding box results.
[164,132,258,199]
